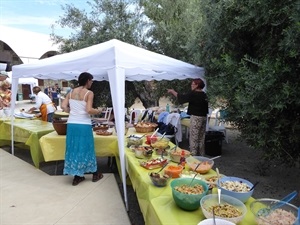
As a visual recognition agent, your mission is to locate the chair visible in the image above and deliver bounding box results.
[129,109,142,124]
[95,107,113,124]
[209,109,228,143]
[159,112,181,146]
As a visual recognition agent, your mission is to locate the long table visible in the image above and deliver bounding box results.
[39,131,120,161]
[125,147,257,225]
[39,128,139,175]
[0,119,55,167]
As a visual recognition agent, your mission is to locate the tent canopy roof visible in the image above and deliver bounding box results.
[12,39,204,81]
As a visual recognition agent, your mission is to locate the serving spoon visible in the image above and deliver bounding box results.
[258,190,298,216]
[189,162,201,186]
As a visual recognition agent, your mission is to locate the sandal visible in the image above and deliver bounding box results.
[72,176,85,186]
[92,172,104,182]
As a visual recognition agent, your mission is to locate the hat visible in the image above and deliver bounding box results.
[0,71,9,77]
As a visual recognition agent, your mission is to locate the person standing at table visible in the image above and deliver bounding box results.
[0,80,12,117]
[0,70,9,81]
[61,72,104,186]
[167,78,208,156]
[28,86,56,122]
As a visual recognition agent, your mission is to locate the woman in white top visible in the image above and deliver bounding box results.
[29,86,56,122]
[61,72,104,186]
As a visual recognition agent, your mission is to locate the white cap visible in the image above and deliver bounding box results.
[0,71,9,77]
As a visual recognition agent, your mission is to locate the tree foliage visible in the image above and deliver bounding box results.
[191,0,300,162]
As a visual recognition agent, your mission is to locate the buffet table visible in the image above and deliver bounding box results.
[39,127,139,174]
[125,147,257,225]
[0,119,54,167]
[40,131,120,161]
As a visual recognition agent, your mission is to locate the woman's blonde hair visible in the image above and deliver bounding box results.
[0,80,11,88]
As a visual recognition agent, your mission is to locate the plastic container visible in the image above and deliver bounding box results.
[217,176,254,203]
[205,131,224,156]
[197,218,235,225]
[200,194,247,224]
[250,198,298,225]
[170,178,208,211]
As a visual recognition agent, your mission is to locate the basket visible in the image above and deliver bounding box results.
[53,121,67,135]
[134,123,158,133]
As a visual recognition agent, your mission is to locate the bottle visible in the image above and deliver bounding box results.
[166,103,170,112]
[179,150,186,168]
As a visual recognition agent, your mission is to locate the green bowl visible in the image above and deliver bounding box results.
[170,178,209,211]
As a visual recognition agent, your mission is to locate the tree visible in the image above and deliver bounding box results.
[191,0,300,163]
[51,0,158,108]
[141,0,300,163]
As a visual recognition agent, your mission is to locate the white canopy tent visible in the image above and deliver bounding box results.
[10,39,205,209]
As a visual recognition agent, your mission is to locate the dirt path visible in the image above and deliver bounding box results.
[215,129,300,206]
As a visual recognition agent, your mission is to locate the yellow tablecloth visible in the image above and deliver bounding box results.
[40,131,120,161]
[125,148,257,225]
[39,127,143,176]
[0,119,55,167]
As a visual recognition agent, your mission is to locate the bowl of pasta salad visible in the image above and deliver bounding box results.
[217,176,254,203]
[170,178,209,211]
[200,194,247,224]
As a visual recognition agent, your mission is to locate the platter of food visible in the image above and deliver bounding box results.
[139,157,168,170]
[95,130,113,136]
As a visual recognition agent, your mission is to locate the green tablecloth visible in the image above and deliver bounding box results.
[0,119,54,167]
[125,148,257,225]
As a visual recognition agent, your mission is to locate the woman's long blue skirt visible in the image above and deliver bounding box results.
[63,123,97,176]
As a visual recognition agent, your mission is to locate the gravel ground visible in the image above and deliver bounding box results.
[2,127,299,225]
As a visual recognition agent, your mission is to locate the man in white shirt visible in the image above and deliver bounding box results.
[29,86,56,122]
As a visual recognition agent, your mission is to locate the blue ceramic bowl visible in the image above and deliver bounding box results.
[217,176,254,203]
[170,178,209,211]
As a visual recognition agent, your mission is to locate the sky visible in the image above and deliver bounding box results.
[0,0,90,38]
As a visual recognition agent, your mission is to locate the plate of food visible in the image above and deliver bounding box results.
[95,130,112,136]
[139,157,168,170]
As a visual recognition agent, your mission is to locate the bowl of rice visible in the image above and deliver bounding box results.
[200,194,247,224]
[250,198,298,225]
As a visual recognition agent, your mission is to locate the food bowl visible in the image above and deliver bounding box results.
[134,148,145,159]
[164,165,184,178]
[93,124,109,131]
[170,149,191,163]
[146,135,158,145]
[217,176,254,203]
[200,194,247,224]
[186,156,214,174]
[197,218,235,225]
[133,146,153,159]
[205,174,226,189]
[250,198,298,225]
[149,172,170,187]
[155,148,169,156]
[151,137,169,150]
[127,136,143,147]
[52,120,67,135]
[170,178,209,211]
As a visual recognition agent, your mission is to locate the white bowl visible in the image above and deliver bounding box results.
[200,194,247,224]
[197,218,235,225]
